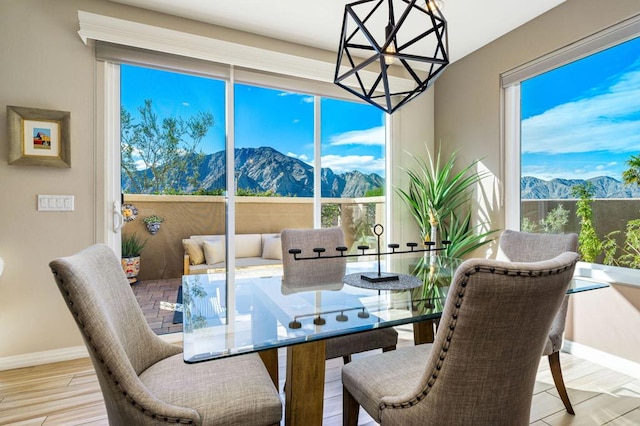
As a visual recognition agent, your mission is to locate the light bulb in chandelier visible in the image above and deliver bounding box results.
[384,23,397,65]
[425,0,444,12]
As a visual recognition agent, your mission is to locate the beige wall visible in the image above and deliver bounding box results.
[434,0,640,363]
[0,0,432,360]
[0,0,99,358]
[566,284,640,364]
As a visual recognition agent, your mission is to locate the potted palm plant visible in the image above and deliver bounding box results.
[397,147,499,314]
[396,147,499,259]
[121,232,147,284]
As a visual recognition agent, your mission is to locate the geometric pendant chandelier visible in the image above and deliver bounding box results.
[334,0,449,114]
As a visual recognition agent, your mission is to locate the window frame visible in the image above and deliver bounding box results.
[100,44,391,236]
[500,13,640,286]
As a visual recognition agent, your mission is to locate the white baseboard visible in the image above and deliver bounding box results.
[563,340,640,380]
[0,345,89,371]
[5,335,634,376]
[0,332,184,371]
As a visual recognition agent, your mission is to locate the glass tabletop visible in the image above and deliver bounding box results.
[181,255,608,363]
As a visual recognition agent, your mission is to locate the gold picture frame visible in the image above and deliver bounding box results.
[7,106,71,168]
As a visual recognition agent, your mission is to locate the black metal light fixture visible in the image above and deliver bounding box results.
[334,0,449,114]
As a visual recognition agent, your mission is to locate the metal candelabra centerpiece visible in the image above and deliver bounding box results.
[288,224,451,283]
[288,306,370,329]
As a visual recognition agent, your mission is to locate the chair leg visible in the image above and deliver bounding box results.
[383,345,396,353]
[548,351,575,415]
[343,386,360,426]
[343,355,352,364]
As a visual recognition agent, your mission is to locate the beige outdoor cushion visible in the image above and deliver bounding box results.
[262,234,282,260]
[236,234,263,258]
[182,239,204,265]
[203,239,225,265]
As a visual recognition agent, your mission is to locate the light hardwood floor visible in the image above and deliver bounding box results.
[2,328,639,426]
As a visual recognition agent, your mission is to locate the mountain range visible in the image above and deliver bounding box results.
[521,176,640,199]
[123,146,384,197]
[123,147,640,199]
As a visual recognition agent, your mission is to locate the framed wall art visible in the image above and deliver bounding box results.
[7,106,71,167]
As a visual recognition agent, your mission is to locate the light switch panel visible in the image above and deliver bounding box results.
[37,195,75,211]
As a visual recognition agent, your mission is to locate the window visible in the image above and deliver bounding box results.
[89,18,393,335]
[234,83,314,197]
[118,62,388,277]
[502,15,640,275]
[120,64,226,195]
[320,98,386,251]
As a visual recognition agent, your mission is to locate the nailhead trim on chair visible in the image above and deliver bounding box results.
[379,261,577,411]
[52,270,196,425]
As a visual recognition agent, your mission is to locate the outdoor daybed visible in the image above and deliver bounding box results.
[182,233,283,275]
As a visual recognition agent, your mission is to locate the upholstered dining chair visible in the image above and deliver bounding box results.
[342,252,579,426]
[281,228,398,363]
[496,229,578,414]
[49,244,282,426]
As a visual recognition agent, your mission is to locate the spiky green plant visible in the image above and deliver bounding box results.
[396,147,498,257]
[410,255,463,314]
[121,232,147,257]
[441,211,499,259]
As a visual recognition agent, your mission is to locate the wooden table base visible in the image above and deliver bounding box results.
[285,340,326,426]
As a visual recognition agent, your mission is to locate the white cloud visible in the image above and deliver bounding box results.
[522,68,640,154]
[284,152,384,175]
[286,152,310,162]
[277,92,313,103]
[321,154,385,175]
[522,162,622,180]
[329,126,385,146]
[135,159,147,171]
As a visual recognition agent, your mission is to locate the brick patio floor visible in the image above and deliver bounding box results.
[131,277,183,335]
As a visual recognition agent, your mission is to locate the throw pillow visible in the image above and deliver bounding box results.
[262,235,282,260]
[203,239,225,265]
[182,239,205,265]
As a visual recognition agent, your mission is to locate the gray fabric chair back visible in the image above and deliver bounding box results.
[379,253,579,425]
[496,230,577,355]
[497,229,578,262]
[281,227,346,289]
[49,244,185,423]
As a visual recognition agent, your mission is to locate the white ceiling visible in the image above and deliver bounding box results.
[109,0,565,63]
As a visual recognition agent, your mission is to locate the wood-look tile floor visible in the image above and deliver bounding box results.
[1,328,639,425]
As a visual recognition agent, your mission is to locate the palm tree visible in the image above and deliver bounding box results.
[622,154,640,187]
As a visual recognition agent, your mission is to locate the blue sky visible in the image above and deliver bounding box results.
[121,65,385,176]
[520,36,640,181]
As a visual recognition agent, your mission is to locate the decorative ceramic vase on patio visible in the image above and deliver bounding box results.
[122,256,141,284]
[121,232,146,285]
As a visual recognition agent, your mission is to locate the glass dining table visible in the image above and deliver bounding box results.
[181,254,608,426]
